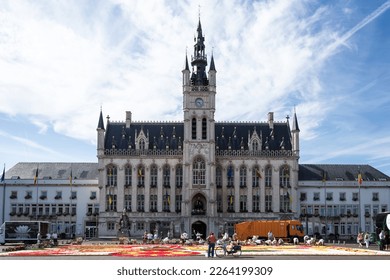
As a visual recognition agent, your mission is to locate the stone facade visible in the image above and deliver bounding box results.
[96,20,300,239]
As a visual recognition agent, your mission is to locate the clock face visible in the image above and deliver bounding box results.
[195,98,204,108]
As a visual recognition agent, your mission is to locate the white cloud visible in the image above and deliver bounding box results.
[0,0,390,174]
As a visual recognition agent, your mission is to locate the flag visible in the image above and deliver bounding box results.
[166,190,170,205]
[33,167,39,185]
[229,195,233,205]
[227,167,233,178]
[322,170,326,182]
[108,168,112,177]
[1,165,4,182]
[69,169,73,186]
[138,168,143,177]
[108,195,113,205]
[256,168,262,178]
[358,173,363,185]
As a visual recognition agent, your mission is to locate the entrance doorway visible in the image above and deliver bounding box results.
[191,221,207,241]
[85,221,97,239]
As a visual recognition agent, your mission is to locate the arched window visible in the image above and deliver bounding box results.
[137,166,145,187]
[192,118,197,140]
[125,165,132,187]
[175,165,183,188]
[139,139,145,150]
[193,157,205,185]
[227,165,234,187]
[202,118,207,139]
[163,165,170,187]
[106,165,117,186]
[216,165,222,188]
[252,140,259,151]
[239,166,247,187]
[252,165,261,187]
[280,165,290,188]
[150,165,158,188]
[265,165,272,187]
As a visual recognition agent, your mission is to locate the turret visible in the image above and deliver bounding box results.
[97,109,105,156]
[208,54,216,88]
[182,55,190,87]
[291,110,300,157]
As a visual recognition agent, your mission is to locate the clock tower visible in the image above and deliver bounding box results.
[182,19,217,229]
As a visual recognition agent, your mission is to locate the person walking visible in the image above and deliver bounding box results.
[52,232,58,246]
[379,230,385,250]
[37,232,41,245]
[206,232,217,258]
[364,232,370,249]
[357,232,364,247]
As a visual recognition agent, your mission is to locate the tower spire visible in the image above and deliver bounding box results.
[191,17,208,86]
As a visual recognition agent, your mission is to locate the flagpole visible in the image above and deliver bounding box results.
[35,164,39,221]
[322,170,327,240]
[1,164,5,224]
[324,177,327,240]
[358,168,362,234]
[69,164,73,239]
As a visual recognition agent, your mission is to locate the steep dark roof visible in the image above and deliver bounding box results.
[209,54,216,71]
[299,164,390,181]
[104,121,292,151]
[105,122,184,150]
[97,110,105,130]
[215,122,291,150]
[5,162,99,180]
[292,112,299,132]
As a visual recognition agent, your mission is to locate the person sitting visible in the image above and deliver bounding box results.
[226,241,234,253]
[357,232,364,247]
[181,231,189,243]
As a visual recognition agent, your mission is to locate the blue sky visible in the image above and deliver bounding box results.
[0,0,389,176]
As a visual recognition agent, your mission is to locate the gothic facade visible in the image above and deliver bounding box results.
[96,20,300,239]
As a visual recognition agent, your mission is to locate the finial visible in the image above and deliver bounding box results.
[198,4,201,19]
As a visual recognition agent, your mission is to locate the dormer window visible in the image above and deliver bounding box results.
[139,139,145,150]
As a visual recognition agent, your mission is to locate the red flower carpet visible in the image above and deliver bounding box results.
[2,244,203,257]
[2,243,390,257]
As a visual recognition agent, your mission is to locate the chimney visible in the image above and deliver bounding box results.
[126,111,132,128]
[268,112,274,129]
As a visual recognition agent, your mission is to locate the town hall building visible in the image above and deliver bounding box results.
[96,19,300,239]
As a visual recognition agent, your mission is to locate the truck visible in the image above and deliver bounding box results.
[234,220,304,242]
[0,221,50,245]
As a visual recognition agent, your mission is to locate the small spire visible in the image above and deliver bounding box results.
[209,53,216,71]
[184,54,189,71]
[97,108,105,130]
[292,108,300,132]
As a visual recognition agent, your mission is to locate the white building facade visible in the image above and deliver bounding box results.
[0,163,99,239]
[298,164,390,240]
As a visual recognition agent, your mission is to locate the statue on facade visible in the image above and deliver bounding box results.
[118,209,131,237]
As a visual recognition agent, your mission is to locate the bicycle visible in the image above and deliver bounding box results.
[215,240,242,258]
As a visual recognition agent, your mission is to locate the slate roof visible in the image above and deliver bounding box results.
[298,164,390,181]
[103,121,292,151]
[5,162,99,180]
[105,122,184,150]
